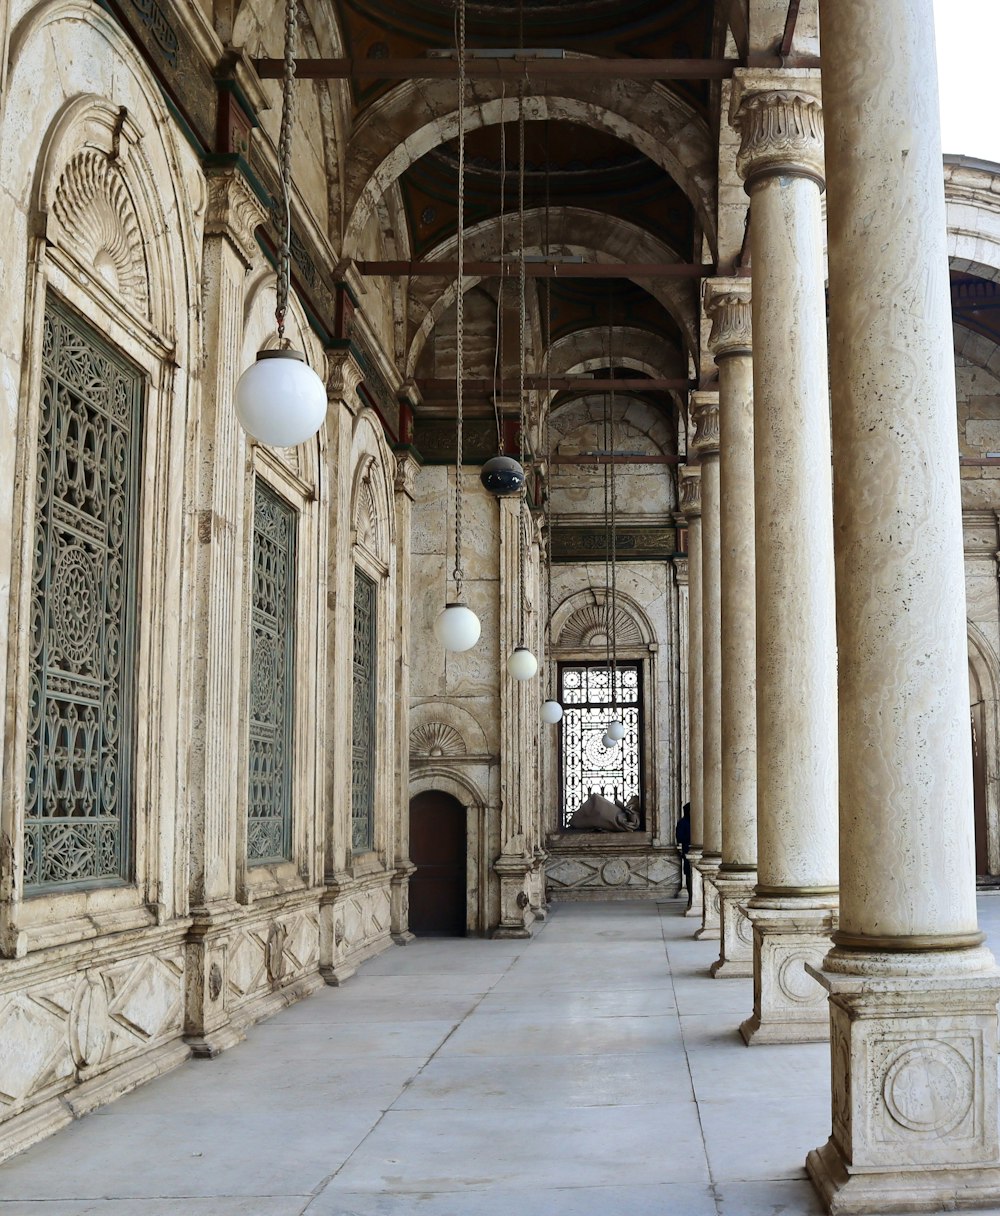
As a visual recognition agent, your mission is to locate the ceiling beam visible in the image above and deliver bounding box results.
[417,377,692,393]
[551,454,681,465]
[779,0,802,59]
[357,260,713,279]
[253,57,742,81]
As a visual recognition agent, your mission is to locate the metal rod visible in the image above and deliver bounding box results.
[358,260,714,279]
[252,56,741,81]
[417,376,692,392]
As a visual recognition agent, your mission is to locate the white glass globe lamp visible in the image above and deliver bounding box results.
[507,646,538,680]
[235,348,327,447]
[540,699,563,725]
[606,719,626,742]
[434,602,482,652]
[601,732,619,750]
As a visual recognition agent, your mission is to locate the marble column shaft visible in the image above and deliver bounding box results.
[692,392,722,940]
[679,466,704,918]
[705,281,757,979]
[732,71,838,1043]
[807,4,1000,1209]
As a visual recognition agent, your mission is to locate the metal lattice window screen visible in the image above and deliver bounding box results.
[247,481,297,865]
[351,568,377,853]
[559,663,643,829]
[23,298,144,891]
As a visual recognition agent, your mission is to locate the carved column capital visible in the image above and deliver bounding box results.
[204,169,267,269]
[704,278,753,360]
[679,463,702,519]
[326,347,364,411]
[393,449,422,498]
[690,390,721,459]
[731,70,825,190]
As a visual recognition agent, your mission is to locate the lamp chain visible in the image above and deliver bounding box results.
[275,0,297,341]
[609,299,618,711]
[453,0,466,598]
[492,83,507,454]
[517,74,528,646]
[544,274,554,698]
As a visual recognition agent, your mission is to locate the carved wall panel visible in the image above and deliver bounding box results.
[351,569,377,853]
[545,847,680,900]
[226,909,320,1008]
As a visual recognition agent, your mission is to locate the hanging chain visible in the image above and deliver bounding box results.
[453,0,466,598]
[544,274,554,697]
[517,73,529,645]
[610,299,619,710]
[603,333,612,691]
[275,0,297,341]
[492,83,507,453]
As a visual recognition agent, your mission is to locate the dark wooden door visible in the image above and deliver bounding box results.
[409,791,467,936]
[972,704,989,876]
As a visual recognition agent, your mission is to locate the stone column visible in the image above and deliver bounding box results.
[692,392,722,940]
[390,447,421,944]
[731,72,839,1044]
[705,281,757,979]
[679,466,704,918]
[185,169,267,1056]
[806,3,1000,1208]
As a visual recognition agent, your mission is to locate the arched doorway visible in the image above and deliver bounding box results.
[409,791,467,936]
[971,663,989,877]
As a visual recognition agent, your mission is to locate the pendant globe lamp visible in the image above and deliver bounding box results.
[434,0,481,654]
[606,719,625,742]
[480,453,526,496]
[540,698,563,725]
[508,645,538,680]
[235,0,326,448]
[601,732,619,751]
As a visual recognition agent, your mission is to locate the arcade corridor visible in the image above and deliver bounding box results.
[5,899,1000,1216]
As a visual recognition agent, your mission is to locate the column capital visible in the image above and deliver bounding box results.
[704,278,753,361]
[204,168,268,269]
[690,390,720,458]
[325,347,364,411]
[679,463,702,519]
[731,69,825,191]
[393,448,422,499]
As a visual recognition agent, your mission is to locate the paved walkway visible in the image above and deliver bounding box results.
[3,899,1000,1215]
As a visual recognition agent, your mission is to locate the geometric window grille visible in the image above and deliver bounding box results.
[351,568,376,853]
[247,480,297,865]
[23,298,144,891]
[559,662,643,829]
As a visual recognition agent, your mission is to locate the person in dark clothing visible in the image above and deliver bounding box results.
[675,803,692,900]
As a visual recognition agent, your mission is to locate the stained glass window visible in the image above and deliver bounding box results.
[23,298,143,891]
[559,663,643,829]
[247,481,297,864]
[351,569,376,852]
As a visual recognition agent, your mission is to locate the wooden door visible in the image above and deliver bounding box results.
[409,791,467,936]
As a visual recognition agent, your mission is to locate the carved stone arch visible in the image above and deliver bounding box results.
[409,700,491,758]
[344,85,715,258]
[968,620,1000,876]
[350,410,396,566]
[552,587,655,652]
[946,162,1000,281]
[409,767,489,818]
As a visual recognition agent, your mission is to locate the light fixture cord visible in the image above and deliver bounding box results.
[492,83,507,453]
[453,0,466,600]
[275,0,297,341]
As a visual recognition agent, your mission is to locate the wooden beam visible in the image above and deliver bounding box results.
[551,453,681,465]
[779,0,802,59]
[417,377,692,393]
[727,0,750,62]
[358,260,713,279]
[253,57,741,81]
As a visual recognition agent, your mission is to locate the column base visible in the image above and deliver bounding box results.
[684,850,704,918]
[739,895,837,1045]
[694,855,721,940]
[805,947,1000,1214]
[710,870,756,978]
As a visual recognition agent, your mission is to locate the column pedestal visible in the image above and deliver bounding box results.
[739,896,836,1044]
[709,870,756,978]
[685,848,704,918]
[694,857,721,940]
[806,953,1000,1214]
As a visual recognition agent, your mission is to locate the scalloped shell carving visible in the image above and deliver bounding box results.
[51,151,149,317]
[558,603,643,649]
[410,722,467,758]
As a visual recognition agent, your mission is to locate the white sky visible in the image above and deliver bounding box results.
[934,0,1000,163]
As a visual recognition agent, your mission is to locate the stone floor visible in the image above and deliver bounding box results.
[4,898,1000,1216]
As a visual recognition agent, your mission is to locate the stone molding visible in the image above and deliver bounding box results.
[690,391,721,458]
[393,450,421,499]
[731,72,825,189]
[326,348,364,409]
[679,464,702,518]
[204,169,267,270]
[704,279,753,360]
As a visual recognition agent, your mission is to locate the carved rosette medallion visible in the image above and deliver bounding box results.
[69,974,111,1069]
[705,284,753,360]
[881,1041,974,1137]
[734,90,825,189]
[776,951,825,1005]
[679,465,701,519]
[690,393,720,459]
[601,859,630,887]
